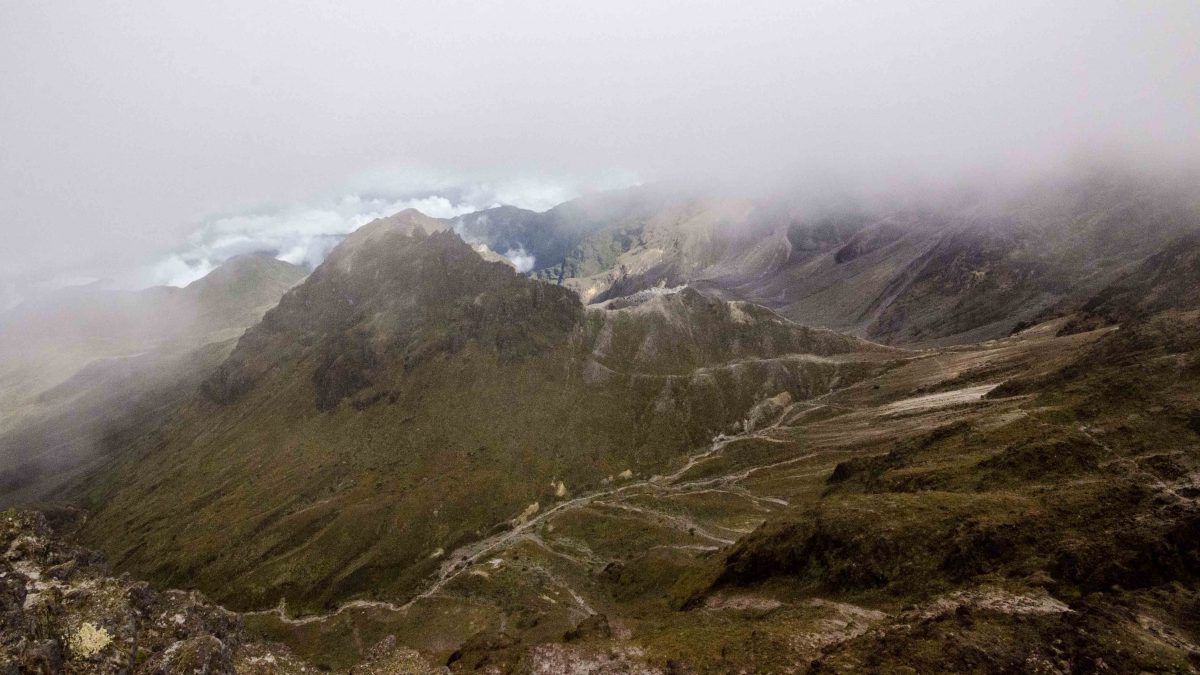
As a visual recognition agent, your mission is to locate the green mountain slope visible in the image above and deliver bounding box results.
[0,254,307,505]
[668,308,1200,672]
[8,170,1200,671]
[70,215,893,615]
[239,301,1200,672]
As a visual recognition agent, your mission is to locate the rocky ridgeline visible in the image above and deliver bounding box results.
[1,509,447,674]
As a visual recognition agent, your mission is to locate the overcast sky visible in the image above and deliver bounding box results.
[2,1,1198,285]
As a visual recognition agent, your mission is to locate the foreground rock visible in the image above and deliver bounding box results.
[1,508,297,673]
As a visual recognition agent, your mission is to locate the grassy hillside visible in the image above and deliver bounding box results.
[70,216,893,617]
[8,176,1200,671]
[231,304,1200,672]
[0,255,306,507]
[669,311,1200,672]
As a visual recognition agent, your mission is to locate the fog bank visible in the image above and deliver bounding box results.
[2,1,1198,285]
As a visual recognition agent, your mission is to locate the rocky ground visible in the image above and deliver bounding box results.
[0,509,446,674]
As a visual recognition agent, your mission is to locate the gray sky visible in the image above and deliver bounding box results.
[2,1,1198,284]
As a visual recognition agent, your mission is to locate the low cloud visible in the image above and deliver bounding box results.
[4,3,1198,290]
[145,194,477,287]
[0,282,21,314]
[143,171,637,287]
[502,247,536,274]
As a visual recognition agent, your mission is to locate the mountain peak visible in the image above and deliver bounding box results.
[202,226,581,409]
[351,208,446,239]
[184,253,305,291]
[325,209,450,273]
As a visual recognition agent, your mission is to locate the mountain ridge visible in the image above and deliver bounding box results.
[65,219,894,616]
[0,254,307,504]
[5,169,1200,672]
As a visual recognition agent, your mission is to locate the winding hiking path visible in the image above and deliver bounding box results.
[243,386,821,626]
[245,374,1000,628]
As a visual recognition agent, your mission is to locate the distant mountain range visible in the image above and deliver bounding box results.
[453,169,1200,346]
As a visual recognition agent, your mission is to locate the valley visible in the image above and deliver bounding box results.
[3,174,1200,672]
[238,314,1194,672]
[5,4,1199,671]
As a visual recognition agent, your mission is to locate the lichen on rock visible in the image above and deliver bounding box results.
[67,622,112,658]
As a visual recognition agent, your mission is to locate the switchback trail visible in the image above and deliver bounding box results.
[242,383,832,626]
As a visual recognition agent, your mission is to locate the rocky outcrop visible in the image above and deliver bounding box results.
[0,508,302,674]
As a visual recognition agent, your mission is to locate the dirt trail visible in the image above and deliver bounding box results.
[245,365,1002,628]
[246,389,819,626]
